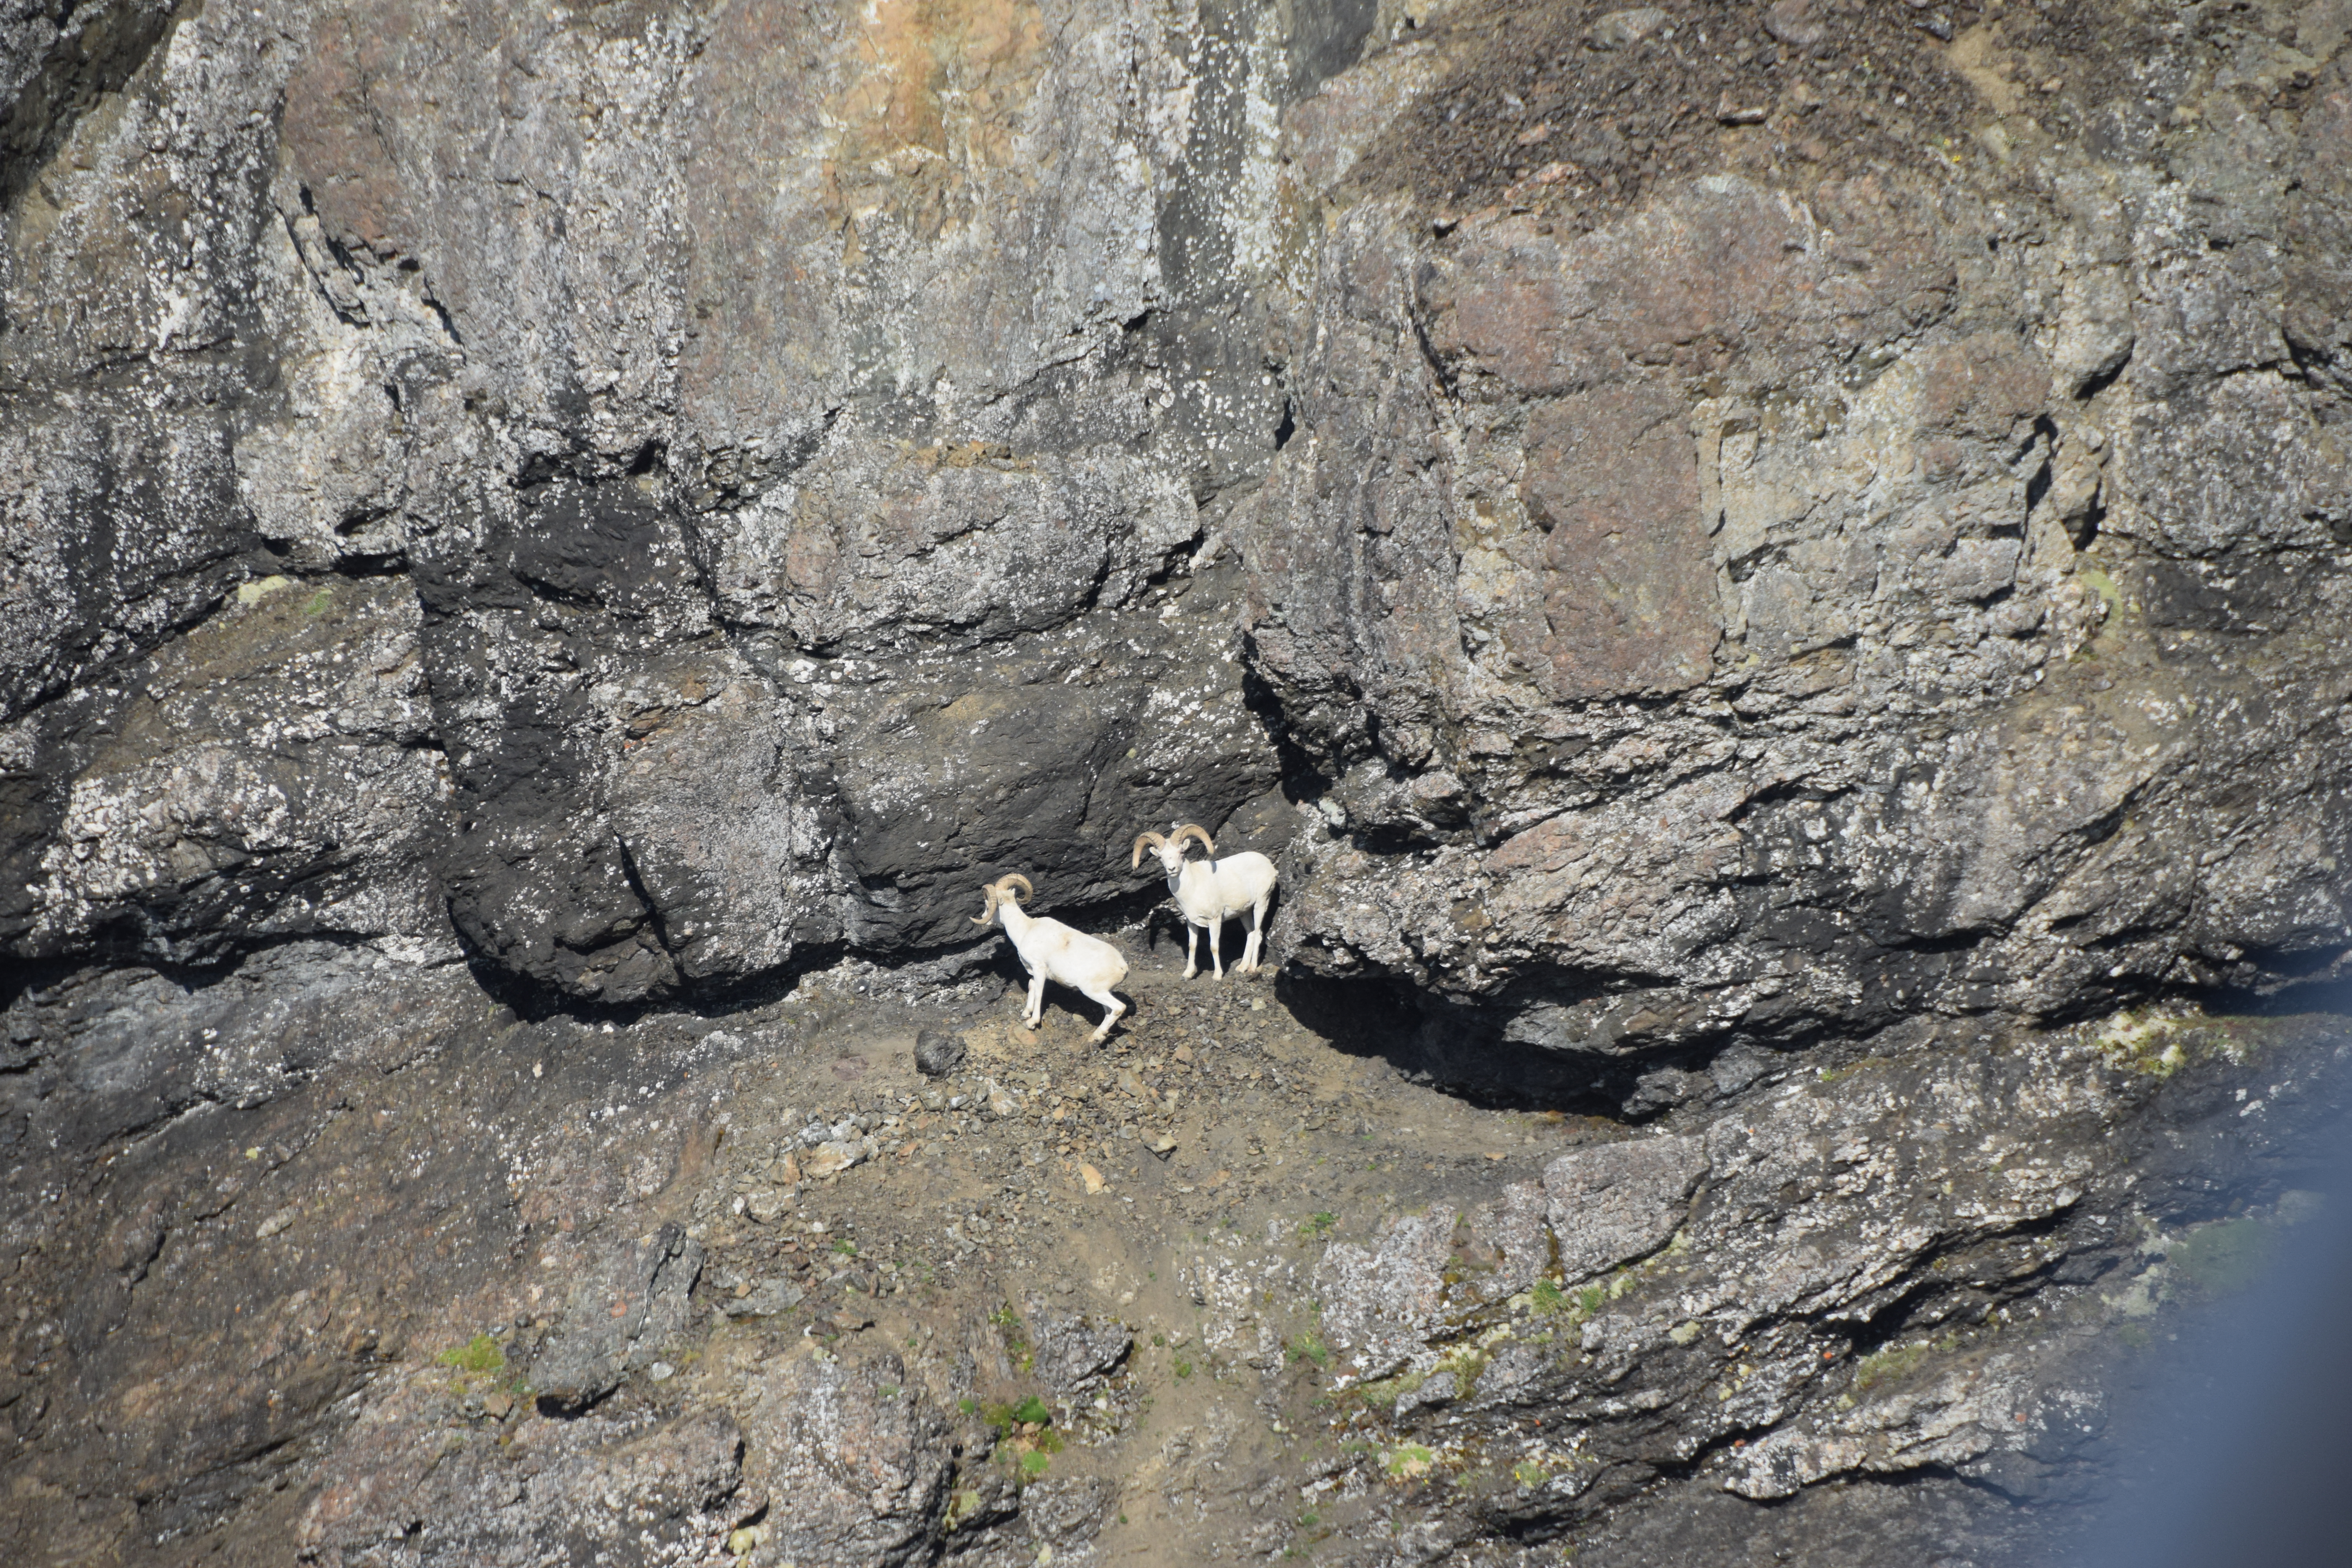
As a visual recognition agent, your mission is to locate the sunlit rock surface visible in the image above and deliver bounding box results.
[4,0,2351,1563]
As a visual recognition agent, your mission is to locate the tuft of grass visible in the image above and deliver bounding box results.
[437,1334,504,1374]
[1530,1279,1566,1315]
[1384,1443,1437,1480]
[1853,1332,1959,1392]
[1173,1357,1194,1380]
[1300,1211,1337,1240]
[1286,1331,1330,1368]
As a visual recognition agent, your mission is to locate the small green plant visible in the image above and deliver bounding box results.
[1530,1279,1566,1315]
[1577,1285,1605,1315]
[1853,1332,1960,1391]
[1020,1449,1051,1477]
[1514,1459,1546,1489]
[437,1334,504,1374]
[988,1303,1036,1373]
[1285,1331,1330,1368]
[1384,1443,1437,1480]
[1300,1211,1336,1240]
[1173,1358,1194,1379]
[831,1238,858,1256]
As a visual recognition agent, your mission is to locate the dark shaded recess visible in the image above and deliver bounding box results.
[0,0,181,213]
[2024,416,2058,515]
[503,475,677,617]
[1282,0,1381,101]
[0,760,67,950]
[2134,553,2301,633]
[1276,971,1635,1115]
[1238,636,1338,805]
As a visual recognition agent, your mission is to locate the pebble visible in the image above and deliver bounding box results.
[804,1140,866,1178]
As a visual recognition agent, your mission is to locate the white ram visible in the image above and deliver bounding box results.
[972,873,1130,1042]
[1132,822,1278,979]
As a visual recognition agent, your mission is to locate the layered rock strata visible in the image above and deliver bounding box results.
[5,0,2352,1564]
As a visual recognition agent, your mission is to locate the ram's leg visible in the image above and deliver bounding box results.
[1207,914,1225,978]
[1027,973,1047,1027]
[1080,987,1125,1043]
[1241,896,1270,972]
[1183,922,1199,980]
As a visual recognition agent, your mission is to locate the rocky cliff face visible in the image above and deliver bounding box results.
[4,0,2350,1563]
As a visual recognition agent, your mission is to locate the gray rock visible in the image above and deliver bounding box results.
[531,1223,702,1413]
[1025,1306,1134,1395]
[915,1029,967,1076]
[1592,7,1669,49]
[737,1352,955,1567]
[1543,1136,1710,1284]
[718,1278,807,1319]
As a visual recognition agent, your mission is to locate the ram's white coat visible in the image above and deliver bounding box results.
[1133,824,1278,979]
[972,874,1129,1042]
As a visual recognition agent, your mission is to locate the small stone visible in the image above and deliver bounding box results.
[1081,1164,1107,1194]
[1147,1132,1178,1159]
[746,1186,793,1223]
[915,1030,966,1076]
[482,1389,514,1419]
[649,1361,675,1381]
[1592,6,1668,49]
[804,1140,866,1178]
[719,1278,806,1318]
[256,1207,297,1240]
[1763,0,1826,48]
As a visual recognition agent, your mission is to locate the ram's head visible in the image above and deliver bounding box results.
[1133,823,1214,878]
[973,873,1034,925]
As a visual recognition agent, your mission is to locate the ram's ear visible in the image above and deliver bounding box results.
[1173,823,1216,857]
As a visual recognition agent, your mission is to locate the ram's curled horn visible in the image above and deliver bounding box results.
[1131,830,1168,868]
[997,873,1034,902]
[973,884,998,925]
[1172,823,1216,856]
